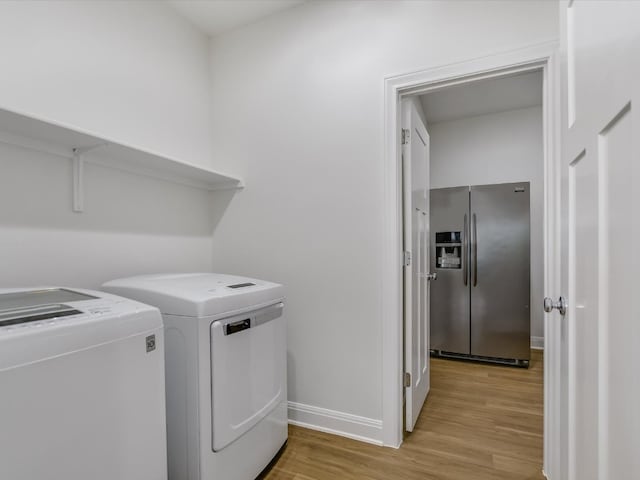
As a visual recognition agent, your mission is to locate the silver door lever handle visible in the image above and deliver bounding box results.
[425,273,437,281]
[543,296,567,316]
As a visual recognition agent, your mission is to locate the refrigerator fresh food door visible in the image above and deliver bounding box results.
[430,186,470,355]
[470,182,530,361]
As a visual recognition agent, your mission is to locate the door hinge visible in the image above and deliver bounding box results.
[403,250,411,267]
[404,372,411,388]
[401,128,410,145]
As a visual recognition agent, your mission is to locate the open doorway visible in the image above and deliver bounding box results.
[422,69,545,365]
[383,43,561,478]
[401,69,545,476]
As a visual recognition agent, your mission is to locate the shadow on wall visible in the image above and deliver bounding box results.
[0,142,237,235]
[0,142,237,288]
[286,351,296,407]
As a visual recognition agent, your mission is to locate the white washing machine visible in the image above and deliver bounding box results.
[102,273,287,480]
[0,287,167,480]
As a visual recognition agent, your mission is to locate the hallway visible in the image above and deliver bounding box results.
[264,351,544,479]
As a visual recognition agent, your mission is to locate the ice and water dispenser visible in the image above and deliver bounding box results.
[436,231,462,269]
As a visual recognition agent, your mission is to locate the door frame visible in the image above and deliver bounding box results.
[381,41,561,478]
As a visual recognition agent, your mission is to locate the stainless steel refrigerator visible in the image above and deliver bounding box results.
[430,182,530,366]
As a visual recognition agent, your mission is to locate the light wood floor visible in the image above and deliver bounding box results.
[263,350,544,480]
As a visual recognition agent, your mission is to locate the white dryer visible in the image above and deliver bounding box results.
[0,287,167,480]
[102,273,287,480]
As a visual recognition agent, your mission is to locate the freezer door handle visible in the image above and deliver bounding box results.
[472,213,478,287]
[463,214,468,286]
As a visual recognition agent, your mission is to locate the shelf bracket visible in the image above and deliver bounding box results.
[71,143,108,213]
[72,150,84,213]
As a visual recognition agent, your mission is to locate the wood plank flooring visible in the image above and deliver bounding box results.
[262,350,544,480]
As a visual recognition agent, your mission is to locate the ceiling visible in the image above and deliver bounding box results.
[166,0,306,37]
[420,70,543,124]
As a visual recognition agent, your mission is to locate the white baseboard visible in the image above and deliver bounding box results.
[288,401,383,446]
[531,336,544,350]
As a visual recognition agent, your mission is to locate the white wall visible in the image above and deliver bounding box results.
[207,0,558,440]
[429,106,545,341]
[0,0,213,168]
[0,144,221,289]
[0,1,222,289]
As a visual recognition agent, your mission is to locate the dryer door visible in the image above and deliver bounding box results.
[210,302,286,451]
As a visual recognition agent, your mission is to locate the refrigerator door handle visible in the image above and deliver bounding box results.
[463,214,468,286]
[472,213,478,287]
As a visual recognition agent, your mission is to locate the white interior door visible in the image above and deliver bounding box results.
[556,1,640,478]
[403,99,431,432]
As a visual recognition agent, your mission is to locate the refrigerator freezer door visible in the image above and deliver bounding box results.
[470,183,530,360]
[429,186,470,354]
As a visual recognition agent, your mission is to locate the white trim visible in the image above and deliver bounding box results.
[287,401,383,446]
[542,46,563,480]
[382,41,562,476]
[531,336,545,350]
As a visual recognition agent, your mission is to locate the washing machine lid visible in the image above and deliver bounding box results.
[102,273,284,318]
[0,287,161,370]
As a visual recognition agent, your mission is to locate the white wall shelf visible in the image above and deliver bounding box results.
[0,107,243,212]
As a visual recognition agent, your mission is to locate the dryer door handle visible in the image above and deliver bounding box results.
[225,318,251,335]
[222,302,284,335]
